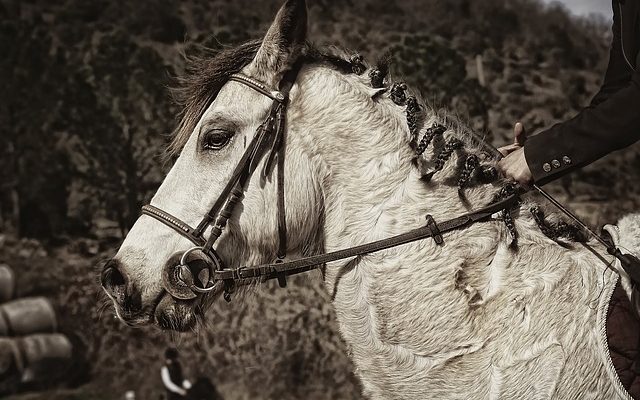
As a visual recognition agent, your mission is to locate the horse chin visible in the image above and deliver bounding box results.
[154,292,202,332]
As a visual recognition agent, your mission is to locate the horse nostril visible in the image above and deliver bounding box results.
[101,259,128,303]
[101,259,126,288]
[101,259,143,315]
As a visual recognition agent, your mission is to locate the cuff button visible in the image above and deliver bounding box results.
[552,159,561,169]
[562,156,572,165]
[543,163,552,172]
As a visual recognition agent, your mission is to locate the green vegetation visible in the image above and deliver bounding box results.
[1,0,637,398]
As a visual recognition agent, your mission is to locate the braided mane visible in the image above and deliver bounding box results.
[168,42,587,246]
[363,53,588,246]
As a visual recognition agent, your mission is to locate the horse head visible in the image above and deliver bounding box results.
[101,0,409,331]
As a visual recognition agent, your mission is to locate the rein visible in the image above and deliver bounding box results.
[212,194,520,282]
[465,131,640,285]
[141,62,640,303]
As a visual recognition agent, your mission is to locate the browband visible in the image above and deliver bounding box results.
[228,74,286,102]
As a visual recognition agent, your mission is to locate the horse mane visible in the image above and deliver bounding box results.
[405,99,588,245]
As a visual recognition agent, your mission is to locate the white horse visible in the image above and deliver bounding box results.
[101,0,636,398]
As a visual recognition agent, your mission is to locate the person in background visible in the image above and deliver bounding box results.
[161,348,191,400]
[498,0,640,186]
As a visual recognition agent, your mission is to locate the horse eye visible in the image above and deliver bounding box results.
[202,130,232,151]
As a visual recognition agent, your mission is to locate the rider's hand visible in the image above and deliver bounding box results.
[497,122,533,186]
[498,147,533,186]
[497,122,526,156]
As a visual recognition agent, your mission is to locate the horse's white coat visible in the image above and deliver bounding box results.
[292,65,624,399]
[112,1,637,398]
[605,214,640,314]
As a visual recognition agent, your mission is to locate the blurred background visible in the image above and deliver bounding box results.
[1,0,638,399]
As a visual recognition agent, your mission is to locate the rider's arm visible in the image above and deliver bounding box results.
[523,1,640,185]
[590,1,636,107]
[161,366,187,396]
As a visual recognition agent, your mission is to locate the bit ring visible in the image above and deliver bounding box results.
[178,246,222,294]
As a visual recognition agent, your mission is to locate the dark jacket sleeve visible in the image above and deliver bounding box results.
[524,0,640,186]
[590,1,638,107]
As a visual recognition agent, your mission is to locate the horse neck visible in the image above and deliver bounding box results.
[314,108,498,253]
[294,70,614,397]
[308,99,515,382]
[292,64,509,280]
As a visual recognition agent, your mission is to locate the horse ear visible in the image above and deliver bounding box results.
[251,0,307,75]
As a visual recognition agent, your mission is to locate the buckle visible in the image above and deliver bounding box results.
[426,215,444,245]
[274,256,287,288]
[271,91,285,102]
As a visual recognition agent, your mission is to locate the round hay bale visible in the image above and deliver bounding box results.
[0,338,20,375]
[0,334,72,394]
[0,337,23,394]
[19,334,72,383]
[0,313,9,337]
[0,265,15,302]
[0,297,57,336]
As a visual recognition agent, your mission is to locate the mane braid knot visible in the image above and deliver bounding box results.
[530,205,558,240]
[406,96,423,139]
[390,83,408,105]
[369,68,386,88]
[552,221,588,242]
[503,209,518,250]
[422,138,463,181]
[457,154,480,192]
[350,53,366,75]
[478,165,499,183]
[415,123,445,156]
[491,183,520,249]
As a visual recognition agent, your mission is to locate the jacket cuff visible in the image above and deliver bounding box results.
[523,132,574,186]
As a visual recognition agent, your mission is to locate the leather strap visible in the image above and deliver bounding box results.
[213,194,520,282]
[141,205,206,247]
[228,74,286,102]
[425,215,444,245]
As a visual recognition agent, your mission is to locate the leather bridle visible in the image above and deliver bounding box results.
[141,63,302,300]
[140,60,640,303]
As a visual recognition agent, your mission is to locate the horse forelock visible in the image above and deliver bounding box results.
[166,40,262,159]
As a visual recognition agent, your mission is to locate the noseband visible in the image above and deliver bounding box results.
[141,64,302,300]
